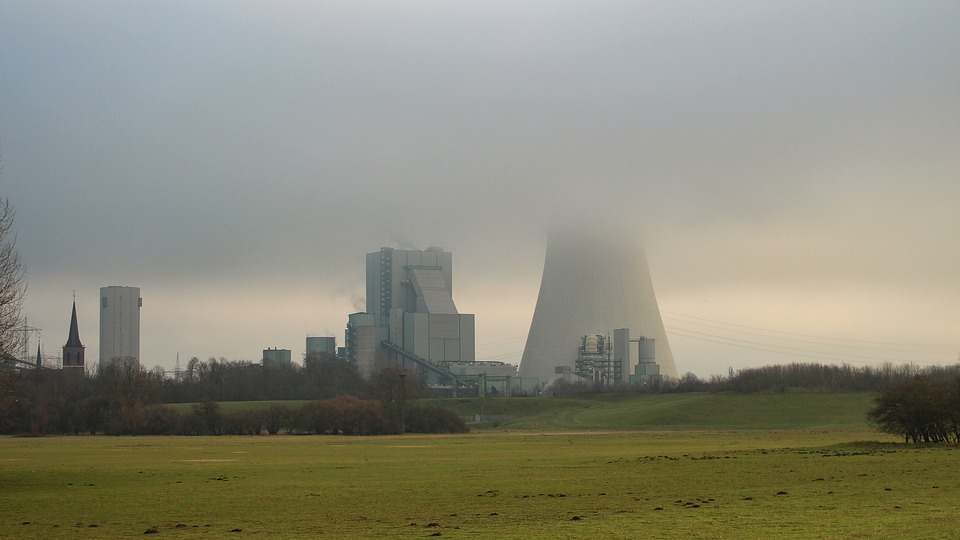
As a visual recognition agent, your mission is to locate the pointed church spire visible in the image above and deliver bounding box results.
[66,301,83,348]
[36,342,42,368]
[63,299,85,371]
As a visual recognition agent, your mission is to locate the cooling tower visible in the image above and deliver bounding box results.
[519,228,677,384]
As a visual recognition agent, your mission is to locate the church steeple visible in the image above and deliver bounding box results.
[63,300,85,371]
[66,301,82,348]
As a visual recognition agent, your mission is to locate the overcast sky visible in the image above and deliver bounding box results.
[2,1,958,377]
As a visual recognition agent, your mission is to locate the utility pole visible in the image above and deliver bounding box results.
[398,369,408,434]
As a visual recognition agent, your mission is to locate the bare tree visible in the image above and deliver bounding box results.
[0,196,26,358]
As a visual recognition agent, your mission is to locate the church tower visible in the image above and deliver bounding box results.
[62,300,85,372]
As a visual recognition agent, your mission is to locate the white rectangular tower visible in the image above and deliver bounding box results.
[100,286,141,366]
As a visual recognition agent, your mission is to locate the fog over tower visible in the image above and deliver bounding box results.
[519,227,677,384]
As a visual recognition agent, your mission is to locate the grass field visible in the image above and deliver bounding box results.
[431,391,877,431]
[3,392,959,539]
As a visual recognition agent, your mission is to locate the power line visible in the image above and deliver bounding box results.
[664,326,929,365]
[475,335,526,350]
[662,311,955,353]
[470,312,957,367]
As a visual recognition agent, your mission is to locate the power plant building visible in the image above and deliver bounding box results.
[366,247,475,363]
[99,286,141,366]
[345,312,378,375]
[614,328,661,386]
[519,229,677,385]
[306,336,337,356]
[346,247,476,380]
[262,347,292,366]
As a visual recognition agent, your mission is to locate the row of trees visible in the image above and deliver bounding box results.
[0,355,448,436]
[1,357,160,435]
[868,375,960,443]
[61,396,467,437]
[9,355,960,435]
[708,362,960,393]
[164,353,369,403]
[549,362,960,395]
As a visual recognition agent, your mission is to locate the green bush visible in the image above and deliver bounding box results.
[404,404,468,434]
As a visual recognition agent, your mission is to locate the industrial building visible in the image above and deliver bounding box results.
[574,333,618,384]
[306,336,337,356]
[519,228,677,386]
[365,247,475,364]
[262,348,292,366]
[99,286,141,366]
[345,246,527,395]
[616,328,661,387]
[345,311,378,375]
[351,247,475,378]
[563,329,662,389]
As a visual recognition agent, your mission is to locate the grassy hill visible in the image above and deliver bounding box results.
[426,391,876,431]
[174,391,878,432]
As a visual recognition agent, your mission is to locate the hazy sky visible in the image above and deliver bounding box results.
[2,1,958,377]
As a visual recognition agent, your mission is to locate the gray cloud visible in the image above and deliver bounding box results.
[2,1,958,375]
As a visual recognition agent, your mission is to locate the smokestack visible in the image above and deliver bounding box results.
[519,225,677,384]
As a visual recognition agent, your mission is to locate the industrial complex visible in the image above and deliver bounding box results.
[519,228,677,384]
[8,236,674,395]
[344,246,529,396]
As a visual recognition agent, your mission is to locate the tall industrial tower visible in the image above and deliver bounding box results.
[99,286,141,366]
[518,228,677,384]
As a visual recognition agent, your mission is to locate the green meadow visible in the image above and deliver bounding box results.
[3,393,959,539]
[430,391,877,431]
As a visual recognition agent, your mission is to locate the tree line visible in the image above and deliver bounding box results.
[6,349,960,437]
[0,355,466,436]
[550,362,960,395]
